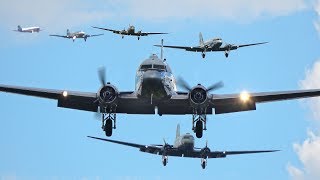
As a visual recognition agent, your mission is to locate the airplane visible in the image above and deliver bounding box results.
[14,25,41,33]
[50,29,104,42]
[92,25,168,40]
[1,53,320,138]
[88,124,279,169]
[154,32,267,58]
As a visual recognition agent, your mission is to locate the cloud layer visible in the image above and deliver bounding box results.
[0,0,308,31]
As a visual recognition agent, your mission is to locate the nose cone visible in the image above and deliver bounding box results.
[142,70,162,85]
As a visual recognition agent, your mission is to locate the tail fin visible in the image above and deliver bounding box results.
[17,25,22,31]
[176,124,180,138]
[199,32,204,47]
[67,29,70,36]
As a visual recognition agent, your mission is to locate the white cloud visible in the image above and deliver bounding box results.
[111,0,307,22]
[0,0,308,31]
[289,1,320,176]
[288,131,320,180]
[0,0,111,31]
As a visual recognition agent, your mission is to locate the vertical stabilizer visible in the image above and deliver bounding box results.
[199,32,204,47]
[17,25,22,31]
[67,29,70,36]
[176,124,180,138]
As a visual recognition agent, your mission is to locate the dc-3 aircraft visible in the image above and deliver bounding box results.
[92,25,168,40]
[88,124,278,169]
[1,54,320,138]
[154,32,267,58]
[50,29,103,42]
[14,25,41,33]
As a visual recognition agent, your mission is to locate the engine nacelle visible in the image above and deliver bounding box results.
[189,85,210,110]
[98,83,119,107]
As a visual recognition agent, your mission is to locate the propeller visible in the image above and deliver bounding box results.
[98,67,106,86]
[177,77,224,93]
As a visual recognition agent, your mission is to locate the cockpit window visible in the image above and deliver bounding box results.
[153,64,166,70]
[140,65,152,70]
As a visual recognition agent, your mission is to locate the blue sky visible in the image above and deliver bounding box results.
[0,0,320,179]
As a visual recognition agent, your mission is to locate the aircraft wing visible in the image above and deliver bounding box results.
[92,26,121,34]
[0,84,159,114]
[88,136,164,154]
[219,42,268,51]
[211,89,320,114]
[49,34,69,38]
[88,34,104,37]
[154,44,204,52]
[237,42,268,48]
[139,32,168,36]
[207,150,279,158]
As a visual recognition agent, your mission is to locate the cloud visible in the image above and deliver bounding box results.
[288,0,320,176]
[0,0,111,31]
[0,0,308,31]
[111,0,307,22]
[288,131,320,180]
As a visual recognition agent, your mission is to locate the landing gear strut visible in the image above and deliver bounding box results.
[202,53,206,58]
[101,113,116,137]
[192,113,207,138]
[162,155,168,166]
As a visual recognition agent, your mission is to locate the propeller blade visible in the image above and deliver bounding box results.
[177,77,192,91]
[206,81,224,92]
[206,140,208,147]
[163,138,167,145]
[98,67,106,86]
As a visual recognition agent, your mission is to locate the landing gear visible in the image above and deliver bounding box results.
[138,36,140,40]
[201,158,207,169]
[101,113,116,137]
[162,155,168,166]
[225,50,230,58]
[192,113,207,138]
[121,35,124,39]
[202,53,206,58]
[84,37,87,42]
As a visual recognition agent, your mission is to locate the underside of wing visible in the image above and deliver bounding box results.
[237,42,268,48]
[0,84,98,112]
[92,26,120,34]
[49,34,69,38]
[208,150,279,158]
[140,32,168,36]
[212,89,320,114]
[154,44,203,52]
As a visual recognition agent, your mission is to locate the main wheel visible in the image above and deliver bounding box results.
[195,121,203,138]
[225,53,229,58]
[104,119,113,137]
[202,53,205,58]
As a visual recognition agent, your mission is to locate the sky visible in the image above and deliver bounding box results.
[0,0,320,179]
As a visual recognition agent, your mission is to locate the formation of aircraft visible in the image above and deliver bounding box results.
[154,32,267,58]
[1,53,320,139]
[88,124,278,169]
[49,29,104,42]
[92,25,168,40]
[14,25,41,33]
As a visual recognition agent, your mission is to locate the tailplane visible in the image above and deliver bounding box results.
[176,124,180,138]
[199,32,204,47]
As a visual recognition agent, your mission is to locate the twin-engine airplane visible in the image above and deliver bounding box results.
[88,124,278,169]
[92,25,168,40]
[1,54,320,138]
[50,29,103,42]
[14,25,41,33]
[154,32,267,58]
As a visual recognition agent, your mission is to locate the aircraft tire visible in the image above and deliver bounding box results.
[104,119,113,137]
[195,121,203,138]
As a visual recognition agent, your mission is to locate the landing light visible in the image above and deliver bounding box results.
[240,91,250,102]
[62,91,68,97]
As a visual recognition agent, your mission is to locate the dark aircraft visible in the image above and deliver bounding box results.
[50,29,103,42]
[1,54,320,138]
[154,32,267,58]
[92,25,168,40]
[88,124,278,169]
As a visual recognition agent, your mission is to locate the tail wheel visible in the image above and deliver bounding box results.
[104,119,113,137]
[195,121,203,138]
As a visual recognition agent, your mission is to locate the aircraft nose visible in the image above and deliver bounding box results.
[143,70,162,84]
